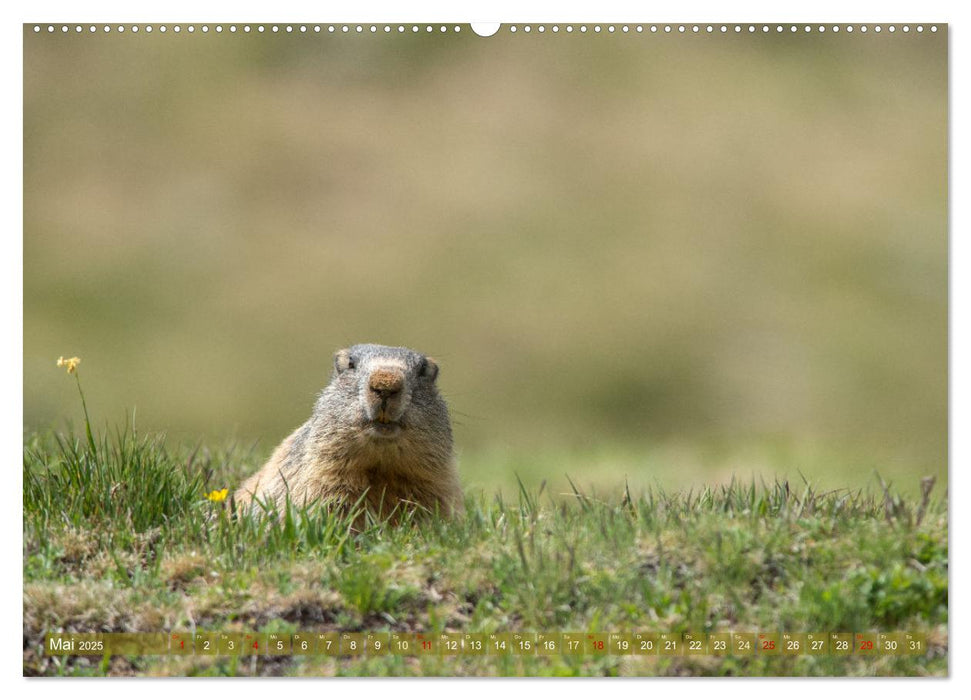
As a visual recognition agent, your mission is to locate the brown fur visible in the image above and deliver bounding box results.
[235,344,462,525]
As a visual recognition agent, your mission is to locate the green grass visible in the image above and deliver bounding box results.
[23,423,947,677]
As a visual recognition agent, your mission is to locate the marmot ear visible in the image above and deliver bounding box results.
[422,357,439,381]
[334,349,354,373]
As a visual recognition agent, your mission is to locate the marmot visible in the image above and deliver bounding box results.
[235,344,463,523]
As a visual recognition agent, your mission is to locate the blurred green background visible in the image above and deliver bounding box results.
[24,25,947,495]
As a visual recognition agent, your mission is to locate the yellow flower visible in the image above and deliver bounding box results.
[56,356,81,374]
[206,488,229,503]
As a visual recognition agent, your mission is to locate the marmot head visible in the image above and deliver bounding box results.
[314,344,452,450]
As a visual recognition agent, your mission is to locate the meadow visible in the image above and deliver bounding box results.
[23,398,947,676]
[23,26,948,677]
[25,28,947,476]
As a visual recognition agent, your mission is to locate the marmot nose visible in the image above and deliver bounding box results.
[369,368,405,398]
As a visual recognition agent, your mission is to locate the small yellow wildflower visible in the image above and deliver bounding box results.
[206,488,229,503]
[56,356,81,374]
